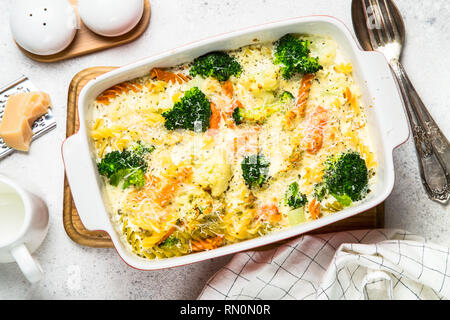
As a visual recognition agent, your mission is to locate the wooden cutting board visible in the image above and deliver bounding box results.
[64,66,385,248]
[17,0,151,63]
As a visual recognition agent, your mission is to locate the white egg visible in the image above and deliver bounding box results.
[10,0,78,56]
[78,0,144,37]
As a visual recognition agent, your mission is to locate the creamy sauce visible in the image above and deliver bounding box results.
[90,35,376,259]
[0,184,25,244]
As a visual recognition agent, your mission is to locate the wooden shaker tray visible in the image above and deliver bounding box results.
[17,0,151,63]
[64,67,384,248]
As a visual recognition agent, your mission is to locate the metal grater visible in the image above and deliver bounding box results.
[0,75,56,160]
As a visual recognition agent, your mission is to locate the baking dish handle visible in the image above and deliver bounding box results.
[363,52,409,150]
[62,133,110,231]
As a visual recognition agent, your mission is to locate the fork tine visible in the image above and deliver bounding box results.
[379,0,401,42]
[361,0,381,48]
[368,0,391,44]
[374,0,394,42]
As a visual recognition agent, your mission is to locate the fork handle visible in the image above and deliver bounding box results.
[389,59,449,204]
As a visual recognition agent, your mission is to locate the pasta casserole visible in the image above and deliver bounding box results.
[90,33,376,259]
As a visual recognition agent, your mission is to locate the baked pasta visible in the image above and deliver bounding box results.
[90,34,376,259]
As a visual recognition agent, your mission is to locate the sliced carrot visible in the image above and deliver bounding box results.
[154,167,192,206]
[150,68,191,84]
[296,74,315,114]
[232,129,259,157]
[131,168,192,207]
[311,106,327,124]
[259,203,282,224]
[233,99,243,110]
[304,106,328,154]
[191,236,224,252]
[305,129,324,154]
[96,81,143,105]
[308,198,320,220]
[285,74,315,125]
[209,102,221,130]
[221,80,234,99]
[217,81,245,129]
[154,179,179,207]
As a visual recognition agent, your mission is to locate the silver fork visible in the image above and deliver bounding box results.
[361,0,450,204]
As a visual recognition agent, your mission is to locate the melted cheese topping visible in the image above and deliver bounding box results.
[90,35,377,260]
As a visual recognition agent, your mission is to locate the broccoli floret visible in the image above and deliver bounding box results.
[162,87,212,132]
[279,91,294,104]
[108,168,146,189]
[311,152,369,206]
[285,182,307,209]
[232,106,243,125]
[97,146,152,189]
[109,168,129,186]
[189,52,242,81]
[324,151,369,203]
[122,151,147,169]
[274,34,323,79]
[97,151,126,178]
[131,142,155,157]
[98,150,147,179]
[122,169,146,189]
[159,236,179,248]
[241,153,270,188]
[313,182,328,201]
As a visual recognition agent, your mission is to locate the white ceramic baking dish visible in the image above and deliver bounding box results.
[62,16,409,270]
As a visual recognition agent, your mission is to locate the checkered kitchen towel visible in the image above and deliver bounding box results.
[198,229,450,300]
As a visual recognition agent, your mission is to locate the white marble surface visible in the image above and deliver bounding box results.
[0,0,448,299]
